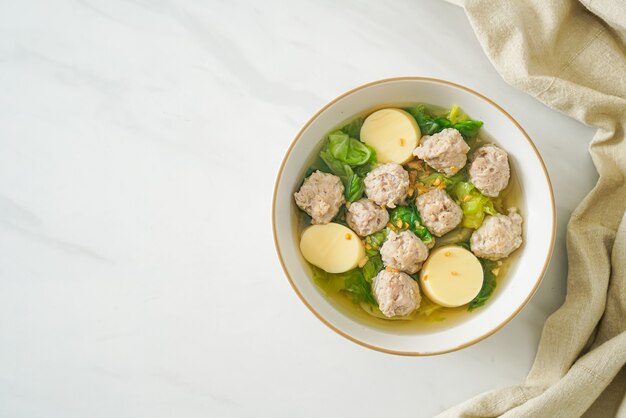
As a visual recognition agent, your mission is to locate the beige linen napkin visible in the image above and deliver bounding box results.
[438,1,626,417]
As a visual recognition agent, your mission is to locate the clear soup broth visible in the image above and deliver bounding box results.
[296,103,522,333]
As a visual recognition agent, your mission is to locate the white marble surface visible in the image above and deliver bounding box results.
[0,1,598,417]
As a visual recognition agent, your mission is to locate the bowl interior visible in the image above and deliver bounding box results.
[273,78,554,355]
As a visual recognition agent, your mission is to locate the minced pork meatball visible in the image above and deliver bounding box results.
[346,199,389,237]
[294,170,345,224]
[413,128,470,176]
[363,163,410,208]
[372,270,421,318]
[470,208,523,260]
[416,188,463,237]
[380,230,429,274]
[468,144,510,197]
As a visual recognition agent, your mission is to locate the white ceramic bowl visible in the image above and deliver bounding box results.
[272,77,555,355]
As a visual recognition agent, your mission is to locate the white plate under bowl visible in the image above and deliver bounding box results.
[272,77,555,355]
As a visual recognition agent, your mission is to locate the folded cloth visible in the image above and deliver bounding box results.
[438,1,626,417]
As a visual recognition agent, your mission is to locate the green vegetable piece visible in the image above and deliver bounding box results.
[362,254,383,282]
[346,175,364,202]
[453,181,474,197]
[404,105,483,139]
[446,105,469,124]
[361,229,387,283]
[454,120,483,138]
[340,117,364,140]
[404,105,452,135]
[416,169,469,205]
[418,172,447,187]
[389,204,434,246]
[311,265,377,306]
[450,181,497,229]
[353,145,377,177]
[319,148,364,202]
[343,269,377,305]
[468,258,497,311]
[364,229,388,255]
[328,130,372,166]
[312,119,378,202]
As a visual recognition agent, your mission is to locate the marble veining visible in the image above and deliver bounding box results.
[0,0,598,417]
